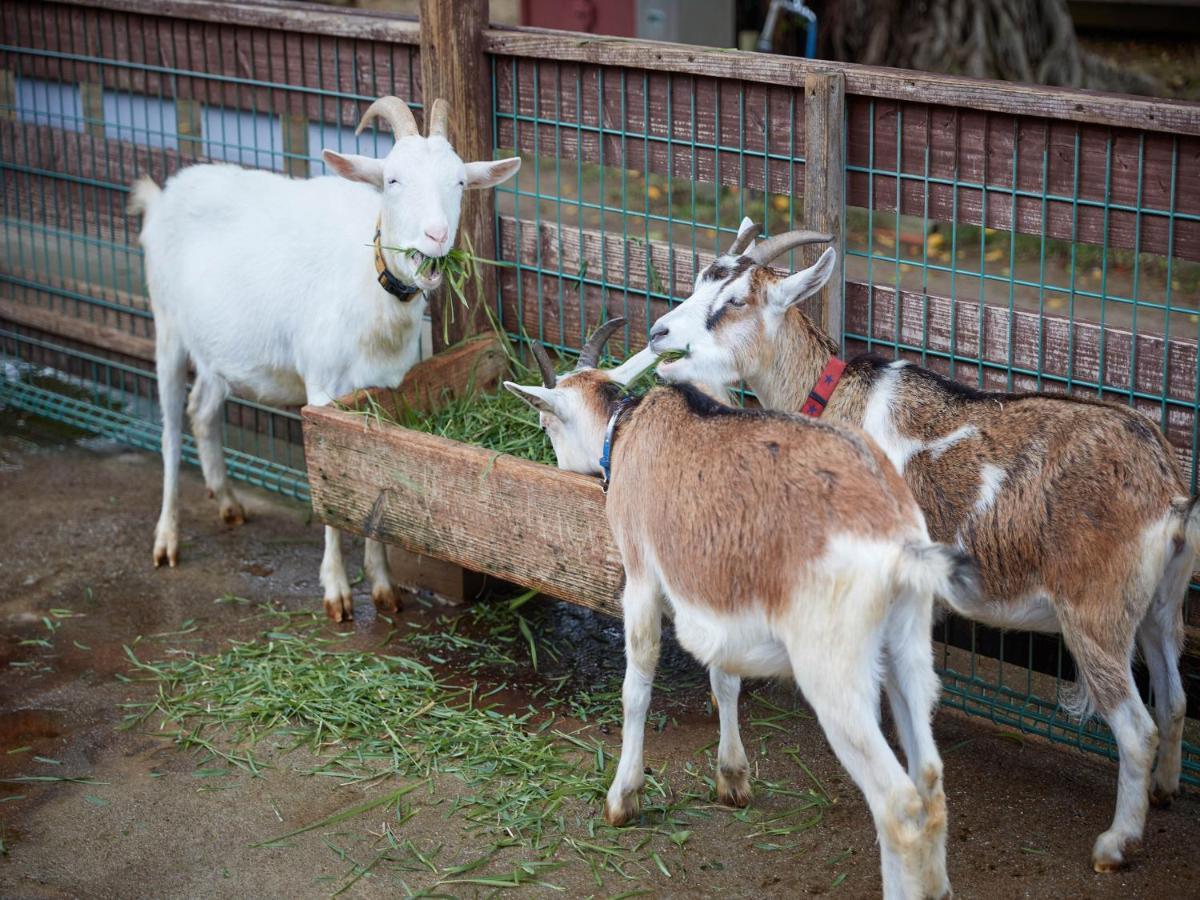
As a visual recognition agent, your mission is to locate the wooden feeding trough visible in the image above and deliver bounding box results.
[301,337,625,616]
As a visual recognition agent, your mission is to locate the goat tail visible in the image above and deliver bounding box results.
[897,541,982,615]
[1179,495,1200,555]
[127,176,162,218]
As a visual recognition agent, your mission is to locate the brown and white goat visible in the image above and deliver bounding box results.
[649,218,1200,872]
[506,320,981,900]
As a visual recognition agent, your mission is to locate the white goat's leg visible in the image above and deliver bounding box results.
[1139,566,1188,807]
[153,324,188,568]
[305,386,354,622]
[709,666,750,807]
[320,526,354,622]
[605,573,662,826]
[187,372,244,526]
[787,626,944,900]
[364,539,399,614]
[1092,683,1158,872]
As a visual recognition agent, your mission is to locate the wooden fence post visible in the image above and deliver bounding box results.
[0,71,16,121]
[802,70,845,345]
[177,98,203,158]
[80,82,105,139]
[420,0,494,351]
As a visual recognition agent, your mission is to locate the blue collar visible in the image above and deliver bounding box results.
[599,396,638,493]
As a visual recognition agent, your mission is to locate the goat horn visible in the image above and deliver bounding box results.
[746,230,833,266]
[728,220,760,255]
[427,98,449,138]
[355,96,419,140]
[529,343,557,388]
[576,317,628,370]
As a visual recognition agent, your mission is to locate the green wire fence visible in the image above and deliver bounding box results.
[1,0,1198,785]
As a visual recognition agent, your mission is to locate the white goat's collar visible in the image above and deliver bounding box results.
[373,215,422,301]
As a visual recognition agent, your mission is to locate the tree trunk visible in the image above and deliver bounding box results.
[818,0,1159,95]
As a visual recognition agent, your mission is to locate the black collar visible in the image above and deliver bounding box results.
[374,219,422,301]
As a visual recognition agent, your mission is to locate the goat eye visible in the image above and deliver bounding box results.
[728,296,746,308]
[387,178,399,186]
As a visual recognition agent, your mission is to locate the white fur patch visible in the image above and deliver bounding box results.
[974,463,1006,514]
[862,361,923,473]
[927,425,978,460]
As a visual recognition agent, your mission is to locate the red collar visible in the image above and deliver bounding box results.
[800,357,846,418]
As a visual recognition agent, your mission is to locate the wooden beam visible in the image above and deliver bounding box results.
[0,299,155,362]
[420,0,493,351]
[803,70,844,343]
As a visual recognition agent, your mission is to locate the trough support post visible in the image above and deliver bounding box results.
[420,0,495,351]
[802,69,845,347]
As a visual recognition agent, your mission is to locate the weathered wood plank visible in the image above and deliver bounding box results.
[0,297,154,362]
[483,30,1200,136]
[803,70,844,338]
[303,404,624,616]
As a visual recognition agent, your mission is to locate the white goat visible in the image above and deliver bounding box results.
[650,217,1199,872]
[506,320,980,900]
[128,96,520,621]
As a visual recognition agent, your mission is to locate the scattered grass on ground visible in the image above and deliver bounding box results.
[118,598,830,894]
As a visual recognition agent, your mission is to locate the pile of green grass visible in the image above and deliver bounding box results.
[384,346,662,467]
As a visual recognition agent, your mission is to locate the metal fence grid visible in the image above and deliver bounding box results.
[2,0,1198,786]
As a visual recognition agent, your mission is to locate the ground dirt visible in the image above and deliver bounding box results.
[1,409,1199,899]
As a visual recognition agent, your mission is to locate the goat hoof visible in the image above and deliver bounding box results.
[324,593,354,623]
[1150,785,1177,809]
[152,536,178,568]
[716,768,752,808]
[219,500,246,527]
[1092,831,1136,873]
[372,584,400,614]
[603,790,641,827]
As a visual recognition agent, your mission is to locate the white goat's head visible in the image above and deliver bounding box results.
[503,319,656,476]
[322,96,521,290]
[648,217,837,396]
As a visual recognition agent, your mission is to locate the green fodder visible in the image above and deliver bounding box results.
[119,603,832,893]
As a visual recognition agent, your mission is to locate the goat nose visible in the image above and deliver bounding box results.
[425,226,448,245]
[649,322,668,343]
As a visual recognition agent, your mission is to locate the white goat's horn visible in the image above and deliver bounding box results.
[427,98,449,138]
[746,230,834,266]
[355,96,419,141]
[576,317,628,370]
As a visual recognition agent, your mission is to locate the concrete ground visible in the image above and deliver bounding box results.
[1,408,1199,899]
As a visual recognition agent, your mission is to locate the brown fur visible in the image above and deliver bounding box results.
[752,303,1189,714]
[603,383,923,616]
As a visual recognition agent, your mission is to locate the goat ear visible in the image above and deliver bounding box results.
[503,381,564,419]
[322,150,385,187]
[464,157,522,189]
[767,247,838,310]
